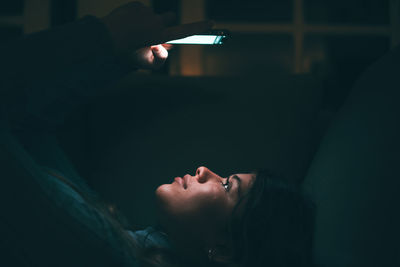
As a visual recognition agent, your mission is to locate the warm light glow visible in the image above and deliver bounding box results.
[166,35,225,45]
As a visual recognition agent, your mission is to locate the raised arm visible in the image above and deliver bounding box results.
[0,1,212,129]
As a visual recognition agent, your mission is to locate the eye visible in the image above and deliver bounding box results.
[222,176,231,192]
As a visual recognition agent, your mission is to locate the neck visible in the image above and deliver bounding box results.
[156,221,209,265]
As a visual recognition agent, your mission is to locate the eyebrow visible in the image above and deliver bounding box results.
[232,175,242,199]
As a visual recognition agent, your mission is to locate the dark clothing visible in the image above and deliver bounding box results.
[0,16,170,267]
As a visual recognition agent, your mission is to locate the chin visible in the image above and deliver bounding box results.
[155,185,177,223]
[155,183,167,199]
[155,184,173,208]
[155,184,185,218]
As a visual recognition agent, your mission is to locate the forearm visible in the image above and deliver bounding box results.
[0,1,212,131]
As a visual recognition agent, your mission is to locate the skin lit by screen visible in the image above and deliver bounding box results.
[166,35,225,45]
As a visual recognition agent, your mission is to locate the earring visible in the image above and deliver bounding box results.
[208,248,215,261]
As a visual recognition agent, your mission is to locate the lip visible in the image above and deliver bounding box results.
[174,177,184,188]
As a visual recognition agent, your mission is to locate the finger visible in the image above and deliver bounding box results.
[162,20,214,42]
[160,12,176,26]
[150,45,168,70]
[151,45,168,61]
[161,43,174,50]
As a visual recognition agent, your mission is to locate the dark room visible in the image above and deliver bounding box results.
[1,0,399,266]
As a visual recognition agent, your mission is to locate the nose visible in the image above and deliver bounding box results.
[196,166,221,183]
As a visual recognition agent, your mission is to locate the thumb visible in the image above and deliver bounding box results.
[151,45,168,60]
[150,45,168,69]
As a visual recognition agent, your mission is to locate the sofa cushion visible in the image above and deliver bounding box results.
[303,45,400,266]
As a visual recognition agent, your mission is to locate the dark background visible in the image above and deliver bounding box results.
[0,0,396,227]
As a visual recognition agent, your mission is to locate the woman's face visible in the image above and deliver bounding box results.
[155,166,255,245]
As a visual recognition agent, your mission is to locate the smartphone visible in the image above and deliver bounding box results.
[166,30,229,45]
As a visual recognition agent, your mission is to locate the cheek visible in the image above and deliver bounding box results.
[187,185,227,217]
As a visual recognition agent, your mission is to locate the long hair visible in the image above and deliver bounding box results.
[229,169,316,267]
[44,168,181,266]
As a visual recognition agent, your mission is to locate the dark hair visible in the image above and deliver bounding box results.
[45,169,184,267]
[228,169,316,267]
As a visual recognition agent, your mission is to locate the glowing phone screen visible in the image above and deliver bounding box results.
[166,35,225,45]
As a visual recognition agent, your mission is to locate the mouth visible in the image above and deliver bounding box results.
[182,175,190,189]
[174,177,187,189]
